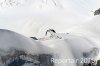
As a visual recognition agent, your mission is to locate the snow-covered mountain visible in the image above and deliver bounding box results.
[0,29,98,66]
[1,0,100,37]
[0,0,100,66]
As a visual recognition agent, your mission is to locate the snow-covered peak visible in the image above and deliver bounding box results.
[0,0,26,8]
[30,0,62,9]
[0,0,63,9]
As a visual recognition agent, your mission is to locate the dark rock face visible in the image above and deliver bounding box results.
[83,60,96,66]
[30,37,38,40]
[8,58,26,66]
[0,49,54,66]
[45,29,56,36]
[39,54,54,66]
[96,60,100,66]
[94,8,100,16]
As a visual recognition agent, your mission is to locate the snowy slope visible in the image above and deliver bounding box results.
[0,29,77,66]
[39,33,99,66]
[0,29,98,66]
[0,29,56,66]
[67,15,100,46]
[0,29,39,54]
[1,0,100,37]
[67,15,100,61]
[40,39,77,66]
[0,0,100,66]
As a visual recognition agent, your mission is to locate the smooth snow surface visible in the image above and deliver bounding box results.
[0,29,39,54]
[67,15,100,61]
[0,0,100,37]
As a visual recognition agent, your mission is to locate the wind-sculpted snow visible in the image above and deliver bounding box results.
[0,29,99,66]
[0,1,100,66]
[0,29,75,66]
[40,39,77,66]
[67,15,100,45]
[67,15,100,61]
[64,35,99,66]
[39,33,99,66]
[0,29,54,66]
[0,29,39,54]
